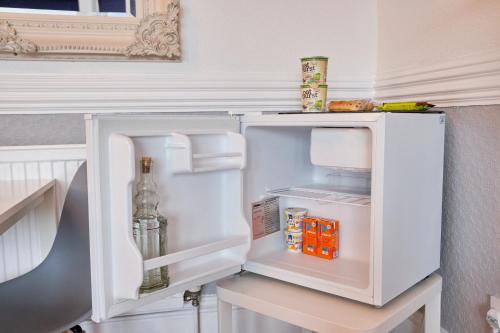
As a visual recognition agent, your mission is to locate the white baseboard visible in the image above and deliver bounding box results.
[375,48,500,107]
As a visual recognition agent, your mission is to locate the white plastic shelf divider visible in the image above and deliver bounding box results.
[165,132,246,174]
[143,235,248,271]
[192,152,242,159]
[110,256,242,317]
[268,185,371,207]
[0,179,55,235]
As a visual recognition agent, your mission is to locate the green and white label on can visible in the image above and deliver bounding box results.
[301,56,328,84]
[301,84,328,112]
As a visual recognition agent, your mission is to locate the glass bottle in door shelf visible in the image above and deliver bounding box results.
[133,157,170,293]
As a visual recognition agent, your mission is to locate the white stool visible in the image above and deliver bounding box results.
[216,273,441,333]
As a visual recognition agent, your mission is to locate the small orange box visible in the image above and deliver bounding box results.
[302,234,317,256]
[317,219,339,260]
[303,217,318,235]
[302,217,318,256]
[301,217,340,259]
[318,218,337,236]
[316,235,339,259]
[317,234,335,259]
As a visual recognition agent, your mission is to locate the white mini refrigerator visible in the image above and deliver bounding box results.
[85,112,445,322]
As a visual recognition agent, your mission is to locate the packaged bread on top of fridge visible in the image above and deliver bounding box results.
[328,99,374,112]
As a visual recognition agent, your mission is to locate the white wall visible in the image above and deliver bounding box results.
[375,0,500,106]
[2,0,377,80]
[0,0,377,114]
[377,0,500,73]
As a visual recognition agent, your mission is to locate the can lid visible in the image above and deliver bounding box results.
[301,84,328,88]
[284,207,308,213]
[301,56,328,61]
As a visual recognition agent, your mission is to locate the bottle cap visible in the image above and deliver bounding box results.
[141,157,153,173]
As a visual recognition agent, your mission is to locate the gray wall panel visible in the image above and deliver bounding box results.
[441,105,500,333]
[0,114,85,146]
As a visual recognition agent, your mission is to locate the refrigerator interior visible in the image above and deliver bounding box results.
[243,126,373,298]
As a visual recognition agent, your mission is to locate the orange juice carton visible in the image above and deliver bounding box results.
[303,237,317,256]
[317,219,340,260]
[318,218,337,236]
[302,217,318,256]
[302,233,317,256]
[317,234,334,259]
[303,217,318,236]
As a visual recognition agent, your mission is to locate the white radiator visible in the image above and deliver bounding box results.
[0,144,86,283]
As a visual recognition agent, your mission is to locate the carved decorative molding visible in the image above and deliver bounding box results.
[125,1,180,58]
[0,20,37,54]
[0,0,180,60]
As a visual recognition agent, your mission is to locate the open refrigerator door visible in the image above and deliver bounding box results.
[85,114,250,321]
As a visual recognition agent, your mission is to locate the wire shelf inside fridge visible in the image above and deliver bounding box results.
[268,184,371,207]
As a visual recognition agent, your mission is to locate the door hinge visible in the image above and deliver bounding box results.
[183,286,202,307]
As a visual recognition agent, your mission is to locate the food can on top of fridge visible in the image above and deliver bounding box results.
[301,84,327,113]
[284,207,308,232]
[301,56,328,84]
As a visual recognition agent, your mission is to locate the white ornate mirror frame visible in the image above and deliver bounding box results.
[0,0,180,60]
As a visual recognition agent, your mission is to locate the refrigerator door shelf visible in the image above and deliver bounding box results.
[86,114,250,322]
[165,131,246,174]
[107,133,249,302]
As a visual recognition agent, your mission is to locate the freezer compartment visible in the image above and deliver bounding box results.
[243,126,374,303]
[310,128,372,169]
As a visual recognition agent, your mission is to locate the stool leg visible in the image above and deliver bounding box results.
[218,300,233,333]
[424,292,441,332]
